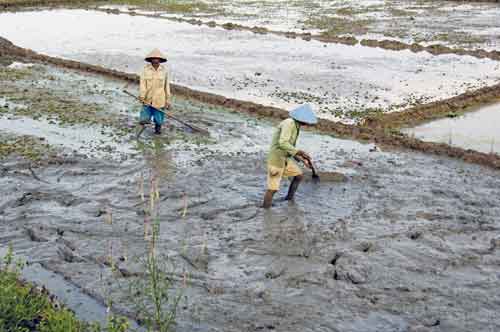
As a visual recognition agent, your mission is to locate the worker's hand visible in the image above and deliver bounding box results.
[295,152,313,169]
[164,101,171,109]
[296,150,311,161]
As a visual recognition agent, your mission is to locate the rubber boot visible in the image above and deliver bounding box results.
[154,124,162,135]
[285,175,303,201]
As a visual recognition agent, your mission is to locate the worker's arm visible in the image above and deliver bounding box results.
[139,70,147,101]
[164,70,171,109]
[278,121,299,157]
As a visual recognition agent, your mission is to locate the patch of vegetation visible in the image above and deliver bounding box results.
[107,0,212,13]
[124,173,183,332]
[0,247,133,332]
[304,15,374,36]
[0,0,95,8]
[432,31,486,45]
[335,6,357,16]
[388,7,416,17]
[335,5,381,17]
[346,107,384,121]
[0,0,216,14]
[0,67,33,80]
[0,67,134,139]
[269,89,326,104]
[0,134,55,162]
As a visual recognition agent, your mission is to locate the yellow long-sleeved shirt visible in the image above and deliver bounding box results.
[267,118,300,169]
[139,64,171,109]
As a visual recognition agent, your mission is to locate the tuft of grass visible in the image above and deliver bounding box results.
[0,246,84,332]
[0,67,33,80]
[127,172,183,332]
[0,246,132,332]
[0,134,55,162]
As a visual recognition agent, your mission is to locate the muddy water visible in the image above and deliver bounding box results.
[2,140,500,332]
[1,9,500,122]
[1,62,500,331]
[0,116,135,157]
[402,102,500,155]
[101,0,500,50]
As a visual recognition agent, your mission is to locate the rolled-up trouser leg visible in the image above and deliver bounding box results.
[152,107,165,126]
[139,105,153,125]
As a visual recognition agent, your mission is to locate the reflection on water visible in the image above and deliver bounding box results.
[402,102,500,154]
[135,138,175,181]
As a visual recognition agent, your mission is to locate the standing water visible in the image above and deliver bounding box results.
[402,102,500,154]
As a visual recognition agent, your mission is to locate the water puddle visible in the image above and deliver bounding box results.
[402,102,500,154]
[0,115,134,158]
[22,263,111,325]
[0,96,28,110]
[1,9,499,122]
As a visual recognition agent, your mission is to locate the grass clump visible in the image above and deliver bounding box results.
[0,246,133,332]
[0,246,85,332]
[0,134,54,162]
[0,67,33,80]
[127,172,183,332]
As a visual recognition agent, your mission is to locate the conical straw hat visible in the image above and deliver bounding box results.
[290,104,317,125]
[145,48,167,63]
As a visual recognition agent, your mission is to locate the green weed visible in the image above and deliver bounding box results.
[0,246,133,332]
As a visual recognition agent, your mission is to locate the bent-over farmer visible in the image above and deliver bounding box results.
[262,104,318,209]
[139,48,171,135]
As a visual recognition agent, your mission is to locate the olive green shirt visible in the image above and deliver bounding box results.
[267,118,300,168]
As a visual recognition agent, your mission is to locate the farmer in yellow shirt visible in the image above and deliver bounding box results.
[139,49,171,135]
[263,104,318,209]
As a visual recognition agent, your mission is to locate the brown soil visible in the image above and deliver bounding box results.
[2,36,500,170]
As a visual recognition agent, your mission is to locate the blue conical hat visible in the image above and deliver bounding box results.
[290,104,317,124]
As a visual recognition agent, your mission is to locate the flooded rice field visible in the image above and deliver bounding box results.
[1,52,500,332]
[1,9,500,122]
[403,102,500,155]
[1,2,500,331]
[99,0,500,51]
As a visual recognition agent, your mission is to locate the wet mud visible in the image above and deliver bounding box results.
[2,138,500,331]
[2,32,500,331]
